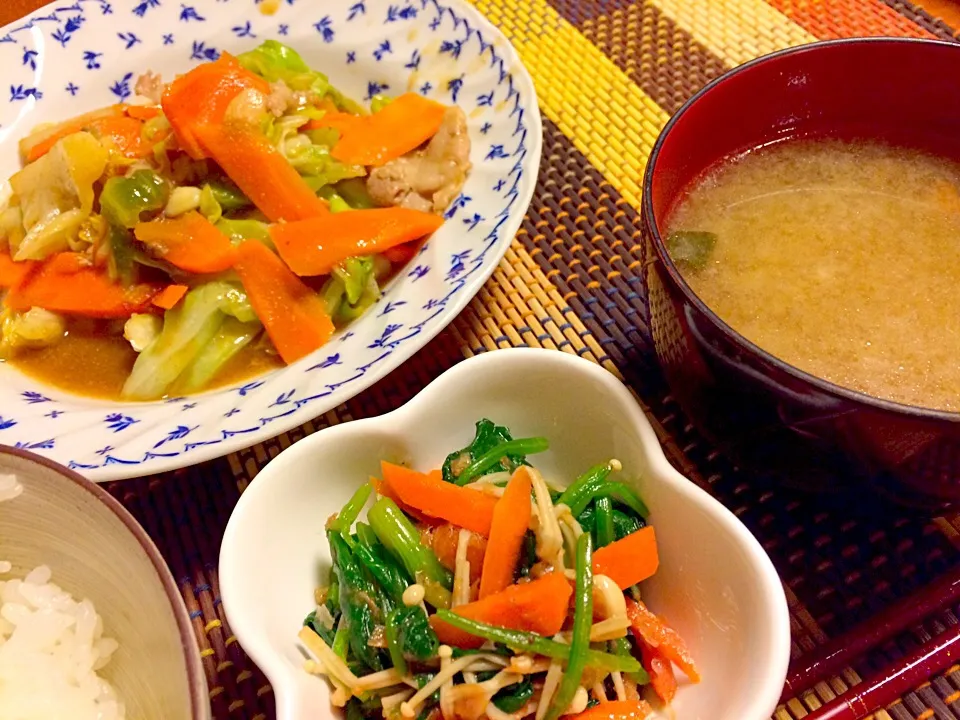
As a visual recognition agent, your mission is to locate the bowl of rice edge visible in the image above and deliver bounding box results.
[0,446,209,719]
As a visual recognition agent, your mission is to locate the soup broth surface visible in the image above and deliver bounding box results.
[666,139,960,412]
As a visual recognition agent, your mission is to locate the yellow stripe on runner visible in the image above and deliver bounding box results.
[651,0,816,66]
[471,0,670,209]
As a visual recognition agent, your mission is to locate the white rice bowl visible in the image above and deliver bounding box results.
[0,474,125,720]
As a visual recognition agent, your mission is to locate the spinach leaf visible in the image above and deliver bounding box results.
[390,606,439,660]
[493,678,535,713]
[578,505,645,543]
[442,419,528,484]
[516,531,538,579]
[303,609,335,646]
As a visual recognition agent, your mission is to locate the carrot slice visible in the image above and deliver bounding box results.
[161,53,270,159]
[151,284,189,310]
[380,461,498,536]
[0,252,36,289]
[126,105,161,121]
[269,207,443,276]
[625,598,700,683]
[19,105,124,163]
[193,123,330,223]
[479,467,532,599]
[45,252,85,274]
[431,523,487,585]
[640,643,678,704]
[430,572,573,649]
[382,241,419,266]
[134,211,237,274]
[591,526,659,590]
[6,252,158,318]
[87,115,149,158]
[310,93,446,167]
[305,111,365,135]
[233,240,334,364]
[371,476,442,526]
[571,700,654,720]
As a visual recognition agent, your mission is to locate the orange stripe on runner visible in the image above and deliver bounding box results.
[766,0,936,39]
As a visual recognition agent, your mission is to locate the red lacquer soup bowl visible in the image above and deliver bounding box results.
[642,38,960,508]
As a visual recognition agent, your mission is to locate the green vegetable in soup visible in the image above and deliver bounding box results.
[665,230,717,271]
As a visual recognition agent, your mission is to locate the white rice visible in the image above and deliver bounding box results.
[0,473,126,719]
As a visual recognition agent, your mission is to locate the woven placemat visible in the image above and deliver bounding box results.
[0,0,956,717]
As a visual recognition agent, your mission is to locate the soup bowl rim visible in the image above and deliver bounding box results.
[643,35,960,422]
[0,445,210,719]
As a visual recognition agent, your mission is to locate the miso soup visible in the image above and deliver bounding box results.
[665,139,960,412]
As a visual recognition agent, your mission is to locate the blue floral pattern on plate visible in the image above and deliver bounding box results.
[0,0,542,481]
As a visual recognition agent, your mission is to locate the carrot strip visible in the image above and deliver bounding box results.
[269,208,443,276]
[6,252,158,318]
[382,241,419,266]
[479,467,532,599]
[134,211,237,274]
[151,284,189,310]
[371,476,441,526]
[310,93,446,167]
[570,700,654,720]
[591,526,659,590]
[233,240,334,364]
[430,572,573,649]
[46,252,85,274]
[87,116,149,158]
[0,252,36,289]
[625,598,700,683]
[19,105,124,163]
[126,105,161,121]
[380,461,498,536]
[431,523,487,585]
[161,53,270,159]
[639,643,678,704]
[193,123,330,223]
[305,111,364,135]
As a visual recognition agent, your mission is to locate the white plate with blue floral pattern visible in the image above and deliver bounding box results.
[0,0,541,480]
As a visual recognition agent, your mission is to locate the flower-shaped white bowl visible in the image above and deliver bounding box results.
[219,348,791,720]
[0,0,541,480]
